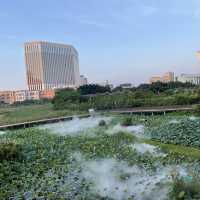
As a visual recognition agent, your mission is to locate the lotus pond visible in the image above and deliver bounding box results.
[1,114,200,199]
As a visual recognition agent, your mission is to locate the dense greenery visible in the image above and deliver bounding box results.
[0,142,22,161]
[137,81,195,94]
[2,114,200,199]
[52,89,81,110]
[121,117,133,126]
[78,84,111,95]
[52,83,200,110]
[149,118,200,148]
[170,172,200,200]
[0,128,138,199]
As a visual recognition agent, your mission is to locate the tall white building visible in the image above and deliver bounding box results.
[24,41,80,91]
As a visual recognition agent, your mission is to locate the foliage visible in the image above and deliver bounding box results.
[195,104,200,114]
[121,117,133,126]
[0,128,137,199]
[52,83,200,111]
[137,81,195,94]
[148,118,200,148]
[52,88,81,109]
[13,99,51,106]
[78,84,111,95]
[170,172,200,200]
[0,142,22,161]
[98,119,106,126]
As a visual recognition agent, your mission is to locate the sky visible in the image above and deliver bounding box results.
[1,0,200,90]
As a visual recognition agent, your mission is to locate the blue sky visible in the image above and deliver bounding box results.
[1,0,200,90]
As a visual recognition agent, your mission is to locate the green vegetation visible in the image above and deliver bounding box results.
[170,172,200,200]
[0,129,137,199]
[121,117,133,126]
[145,140,200,160]
[148,118,200,148]
[98,119,106,126]
[2,114,200,199]
[0,142,22,161]
[0,103,85,126]
[52,83,200,111]
[78,84,111,95]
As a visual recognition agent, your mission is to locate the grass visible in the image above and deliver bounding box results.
[0,103,86,126]
[145,140,200,160]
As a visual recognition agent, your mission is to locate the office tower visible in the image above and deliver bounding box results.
[25,41,80,91]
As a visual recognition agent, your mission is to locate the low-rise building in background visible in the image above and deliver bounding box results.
[178,74,200,85]
[39,90,55,100]
[150,72,174,83]
[80,75,88,86]
[15,90,40,102]
[150,76,162,84]
[0,90,53,104]
[0,91,16,104]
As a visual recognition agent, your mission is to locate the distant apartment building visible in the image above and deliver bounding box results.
[15,90,40,102]
[178,74,200,85]
[24,41,80,91]
[80,75,88,86]
[150,72,174,83]
[0,91,15,104]
[150,76,162,83]
[39,89,55,100]
[162,72,174,83]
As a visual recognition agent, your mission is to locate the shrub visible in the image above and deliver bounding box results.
[195,104,200,114]
[121,117,133,126]
[170,171,200,199]
[98,120,106,126]
[0,142,22,161]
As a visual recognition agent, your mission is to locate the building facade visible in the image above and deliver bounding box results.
[150,72,174,83]
[150,76,162,84]
[162,72,174,83]
[24,41,80,91]
[178,74,200,85]
[80,75,88,86]
[0,91,15,104]
[39,89,55,100]
[14,90,40,102]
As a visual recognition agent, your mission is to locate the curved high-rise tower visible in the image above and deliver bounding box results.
[24,41,80,91]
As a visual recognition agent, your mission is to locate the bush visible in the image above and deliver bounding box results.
[170,171,200,199]
[121,117,133,126]
[98,120,106,126]
[0,142,22,161]
[195,104,200,114]
[52,89,81,110]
